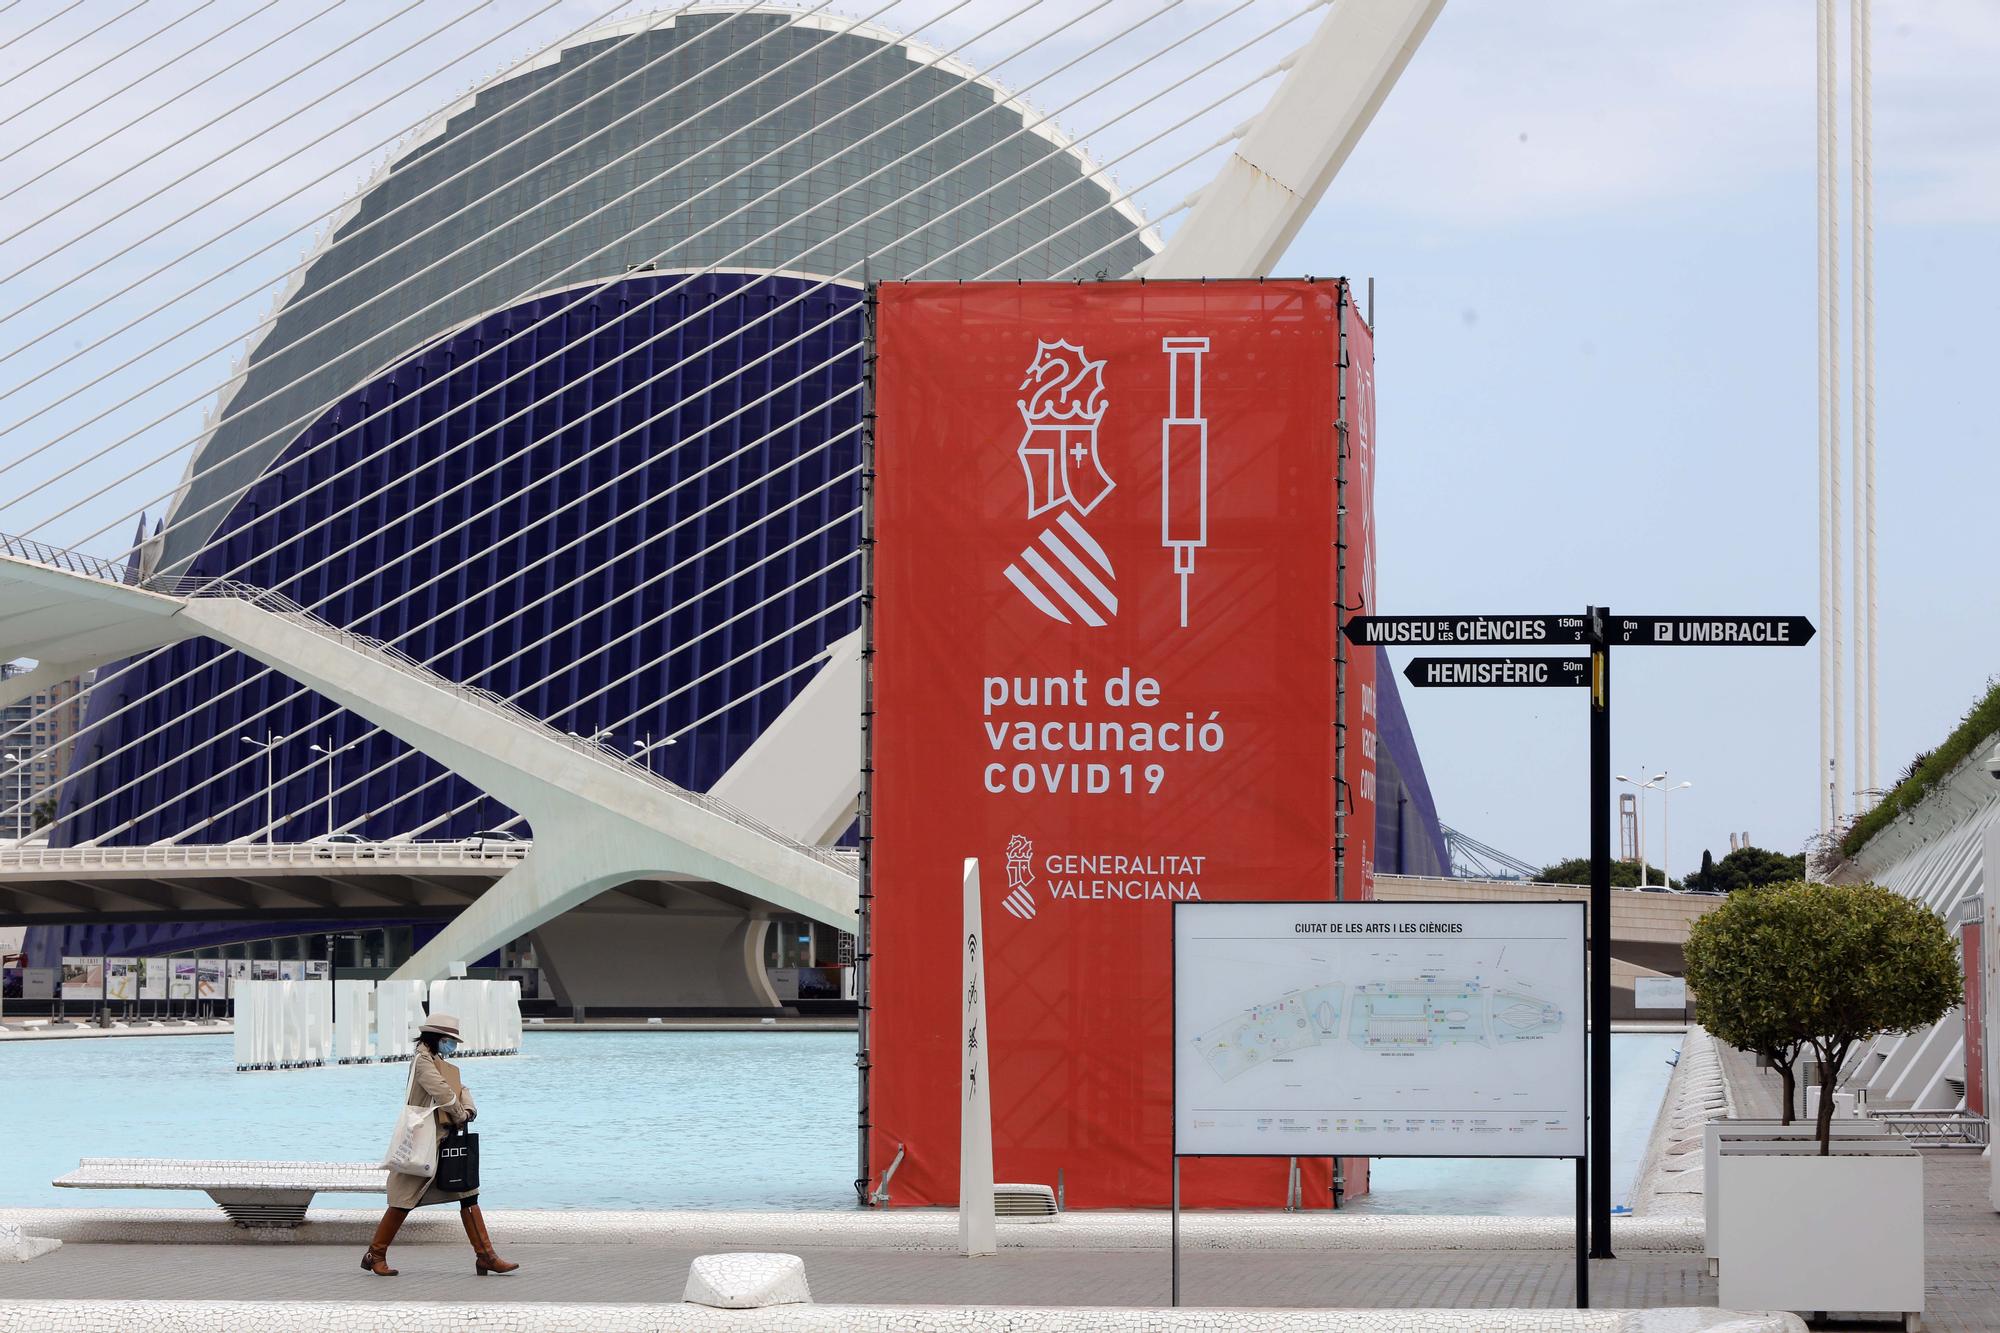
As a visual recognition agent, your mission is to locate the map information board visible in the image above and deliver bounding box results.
[1174,900,1586,1158]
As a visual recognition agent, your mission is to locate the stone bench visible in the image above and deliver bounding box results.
[54,1158,387,1228]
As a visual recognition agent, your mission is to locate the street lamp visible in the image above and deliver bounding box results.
[630,733,677,775]
[1658,780,1693,889]
[307,737,359,838]
[239,733,280,845]
[1615,770,1667,887]
[1,753,23,842]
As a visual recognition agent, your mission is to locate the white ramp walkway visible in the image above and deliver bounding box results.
[0,550,856,995]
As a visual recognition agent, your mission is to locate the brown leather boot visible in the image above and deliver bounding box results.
[461,1203,519,1275]
[360,1207,408,1276]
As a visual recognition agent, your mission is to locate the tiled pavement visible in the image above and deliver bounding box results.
[0,1240,1706,1310]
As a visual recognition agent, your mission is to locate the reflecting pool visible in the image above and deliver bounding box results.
[2,1030,859,1212]
[1,1029,1677,1213]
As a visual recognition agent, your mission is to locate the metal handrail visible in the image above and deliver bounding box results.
[0,531,137,583]
[3,535,851,875]
[1866,1109,1989,1148]
[0,842,528,871]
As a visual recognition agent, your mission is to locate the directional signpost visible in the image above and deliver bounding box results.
[1346,606,1815,1282]
[1347,614,1591,647]
[1402,657,1591,689]
[1606,615,1816,647]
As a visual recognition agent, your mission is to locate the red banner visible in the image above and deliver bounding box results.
[1347,307,1380,903]
[869,280,1375,1208]
[1964,918,1985,1118]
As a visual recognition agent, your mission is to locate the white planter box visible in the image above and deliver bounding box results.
[1702,1119,1900,1266]
[1716,1144,1924,1323]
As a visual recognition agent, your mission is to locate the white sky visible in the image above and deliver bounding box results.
[0,0,1993,875]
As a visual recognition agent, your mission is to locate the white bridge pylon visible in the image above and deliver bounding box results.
[0,552,858,984]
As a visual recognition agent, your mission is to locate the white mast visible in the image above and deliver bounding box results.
[1855,0,1879,802]
[1816,0,1839,834]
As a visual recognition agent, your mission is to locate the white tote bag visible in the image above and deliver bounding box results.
[381,1059,449,1178]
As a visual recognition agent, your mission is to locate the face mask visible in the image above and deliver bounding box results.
[439,1039,458,1057]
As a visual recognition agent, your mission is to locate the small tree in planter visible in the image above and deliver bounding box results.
[1784,881,1962,1153]
[1689,881,1961,1152]
[1701,882,1961,1322]
[1685,886,1812,1122]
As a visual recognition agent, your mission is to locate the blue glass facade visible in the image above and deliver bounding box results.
[61,272,863,845]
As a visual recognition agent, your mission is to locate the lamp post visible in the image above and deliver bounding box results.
[308,738,358,838]
[1615,770,1666,886]
[239,734,280,845]
[1,752,23,842]
[630,733,677,775]
[1658,780,1693,889]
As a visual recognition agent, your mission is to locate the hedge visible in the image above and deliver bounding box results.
[1841,676,2000,859]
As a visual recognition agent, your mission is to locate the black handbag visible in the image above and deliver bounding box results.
[436,1126,480,1193]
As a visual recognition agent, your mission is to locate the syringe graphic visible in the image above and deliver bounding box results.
[1160,337,1210,627]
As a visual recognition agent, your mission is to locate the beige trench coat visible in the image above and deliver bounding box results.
[385,1046,479,1210]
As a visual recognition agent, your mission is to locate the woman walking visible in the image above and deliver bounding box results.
[362,1013,519,1277]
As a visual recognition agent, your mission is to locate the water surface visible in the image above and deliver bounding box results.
[2,1030,858,1211]
[1348,1031,1680,1214]
[2,1029,1677,1214]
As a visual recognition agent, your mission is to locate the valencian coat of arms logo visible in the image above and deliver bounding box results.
[1003,341,1118,626]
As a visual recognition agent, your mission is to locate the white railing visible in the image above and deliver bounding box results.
[0,841,528,873]
[1867,1109,1990,1149]
[0,531,138,583]
[1376,873,1719,900]
[3,538,853,877]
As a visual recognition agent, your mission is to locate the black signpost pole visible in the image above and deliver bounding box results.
[1576,1156,1591,1306]
[1588,605,1613,1260]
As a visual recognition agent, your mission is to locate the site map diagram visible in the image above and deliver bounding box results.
[1174,902,1586,1158]
[1195,972,1563,1081]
